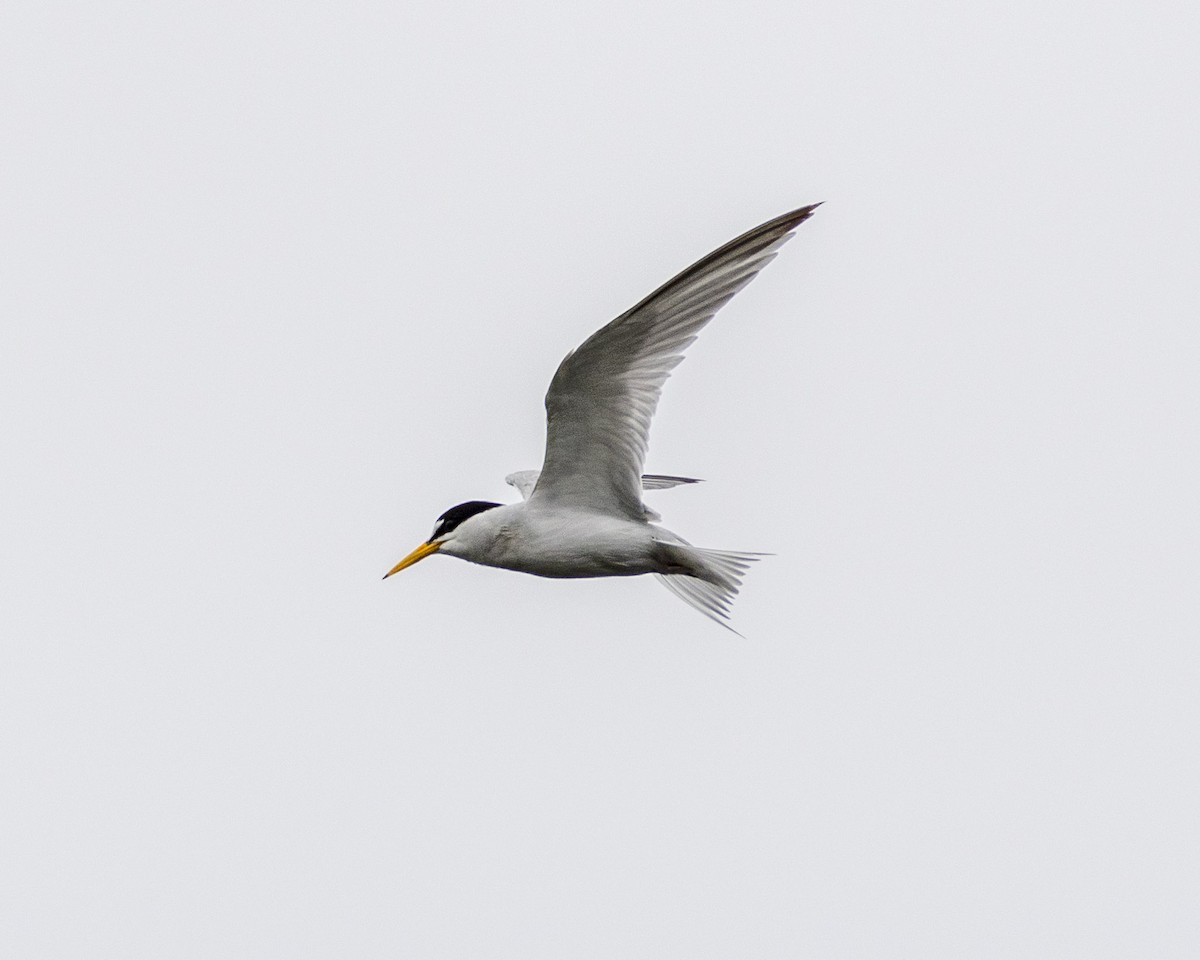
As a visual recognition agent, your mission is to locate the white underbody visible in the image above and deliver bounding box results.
[440,502,690,579]
[434,499,761,633]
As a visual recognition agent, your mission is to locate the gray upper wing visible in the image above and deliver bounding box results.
[529,204,820,519]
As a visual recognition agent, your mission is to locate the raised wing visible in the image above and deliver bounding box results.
[506,470,701,501]
[529,204,820,519]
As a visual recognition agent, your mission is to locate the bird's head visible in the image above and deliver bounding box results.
[383,500,502,577]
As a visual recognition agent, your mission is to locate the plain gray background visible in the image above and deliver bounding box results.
[3,0,1197,956]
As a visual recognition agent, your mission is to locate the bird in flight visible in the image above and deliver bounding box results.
[385,204,821,631]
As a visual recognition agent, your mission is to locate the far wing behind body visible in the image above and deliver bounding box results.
[506,470,700,501]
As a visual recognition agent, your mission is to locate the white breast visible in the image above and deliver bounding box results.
[443,501,660,579]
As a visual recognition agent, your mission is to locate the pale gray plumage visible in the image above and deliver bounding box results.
[530,205,820,522]
[385,204,821,631]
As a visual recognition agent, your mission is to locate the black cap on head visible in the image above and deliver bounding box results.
[428,501,501,542]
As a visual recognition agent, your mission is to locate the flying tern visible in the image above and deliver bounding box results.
[385,204,821,631]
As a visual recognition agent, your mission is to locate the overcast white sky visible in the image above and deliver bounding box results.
[3,0,1198,956]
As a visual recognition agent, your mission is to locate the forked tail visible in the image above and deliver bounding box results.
[652,541,766,635]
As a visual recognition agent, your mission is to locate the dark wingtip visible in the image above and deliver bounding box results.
[740,202,823,248]
[786,202,823,227]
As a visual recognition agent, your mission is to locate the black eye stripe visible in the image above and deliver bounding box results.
[428,500,501,541]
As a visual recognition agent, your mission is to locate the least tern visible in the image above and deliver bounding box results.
[385,204,820,631]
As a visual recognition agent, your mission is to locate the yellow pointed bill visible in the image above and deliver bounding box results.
[384,540,441,578]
